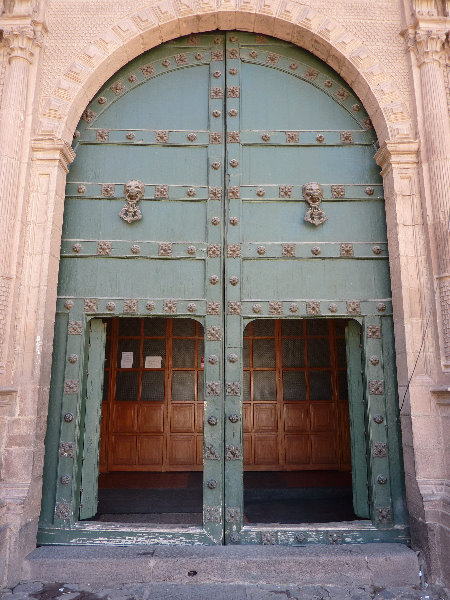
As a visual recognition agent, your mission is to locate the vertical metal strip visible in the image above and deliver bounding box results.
[224,32,244,544]
[203,34,225,544]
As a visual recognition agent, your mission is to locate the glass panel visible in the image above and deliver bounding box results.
[253,371,276,401]
[253,338,276,368]
[283,371,306,401]
[306,320,328,336]
[197,340,204,368]
[198,371,204,400]
[172,339,196,368]
[172,371,195,401]
[117,339,140,368]
[119,317,141,337]
[334,319,348,337]
[336,337,347,368]
[309,371,332,401]
[243,339,250,368]
[142,339,166,368]
[173,319,196,337]
[338,370,348,400]
[102,373,109,403]
[252,319,274,337]
[115,371,139,402]
[243,371,250,401]
[282,339,305,367]
[308,338,331,368]
[282,320,304,337]
[141,371,165,401]
[143,318,167,337]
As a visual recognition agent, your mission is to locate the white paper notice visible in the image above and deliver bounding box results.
[145,355,162,368]
[121,352,134,368]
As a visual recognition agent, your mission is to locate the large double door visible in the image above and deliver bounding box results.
[40,31,408,546]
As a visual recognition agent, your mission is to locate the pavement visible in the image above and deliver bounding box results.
[1,581,448,600]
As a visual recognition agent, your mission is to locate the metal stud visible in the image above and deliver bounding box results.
[207,479,218,489]
[64,413,74,423]
[374,414,384,424]
[207,415,218,426]
[228,414,240,423]
[228,353,238,363]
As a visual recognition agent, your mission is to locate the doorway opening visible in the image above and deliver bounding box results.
[243,319,356,524]
[92,317,204,525]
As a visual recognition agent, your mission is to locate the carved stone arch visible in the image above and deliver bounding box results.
[37,0,414,146]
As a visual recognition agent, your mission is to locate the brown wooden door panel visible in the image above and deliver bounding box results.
[253,434,279,465]
[244,433,252,465]
[138,435,164,466]
[111,404,138,433]
[284,403,310,433]
[140,403,164,433]
[253,403,278,432]
[196,403,204,433]
[196,435,203,466]
[110,435,137,465]
[171,403,195,433]
[285,434,311,465]
[310,402,336,432]
[168,435,196,467]
[243,403,252,433]
[311,433,338,465]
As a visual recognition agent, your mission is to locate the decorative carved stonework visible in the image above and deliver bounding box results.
[187,303,197,313]
[347,301,361,315]
[303,182,327,227]
[228,187,240,199]
[55,503,71,520]
[410,29,447,66]
[226,445,242,460]
[207,326,222,341]
[369,380,385,395]
[307,301,321,315]
[376,507,392,523]
[228,302,241,315]
[206,381,220,396]
[282,244,295,257]
[332,185,345,199]
[204,506,221,523]
[106,301,116,312]
[209,187,222,199]
[155,185,169,198]
[226,507,241,522]
[159,242,172,256]
[207,301,220,315]
[290,303,299,313]
[68,321,82,335]
[286,131,299,143]
[84,298,98,313]
[101,184,115,198]
[340,243,354,257]
[64,380,79,394]
[64,300,74,310]
[253,304,262,314]
[227,244,241,258]
[98,241,112,255]
[204,444,220,460]
[367,325,381,338]
[412,0,438,17]
[279,185,293,198]
[373,442,388,457]
[119,180,145,223]
[124,299,138,313]
[164,300,177,314]
[59,442,75,458]
[269,301,283,315]
[208,244,221,258]
[226,381,241,395]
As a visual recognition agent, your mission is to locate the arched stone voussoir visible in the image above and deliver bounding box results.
[38,0,414,145]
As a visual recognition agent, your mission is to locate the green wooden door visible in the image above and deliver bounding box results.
[39,31,408,546]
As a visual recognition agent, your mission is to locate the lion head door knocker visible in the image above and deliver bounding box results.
[302,182,327,227]
[119,180,145,223]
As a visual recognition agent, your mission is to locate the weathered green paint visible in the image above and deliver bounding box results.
[345,320,369,519]
[39,31,407,547]
[79,320,107,520]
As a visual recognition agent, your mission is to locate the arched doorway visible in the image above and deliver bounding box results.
[39,31,408,545]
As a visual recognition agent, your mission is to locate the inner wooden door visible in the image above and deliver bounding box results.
[100,317,204,471]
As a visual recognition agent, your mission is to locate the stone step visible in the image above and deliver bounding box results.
[22,544,420,588]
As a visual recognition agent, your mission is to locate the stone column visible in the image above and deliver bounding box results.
[411,27,450,369]
[0,25,40,376]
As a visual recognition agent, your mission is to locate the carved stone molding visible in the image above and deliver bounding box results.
[2,24,42,63]
[408,28,448,66]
